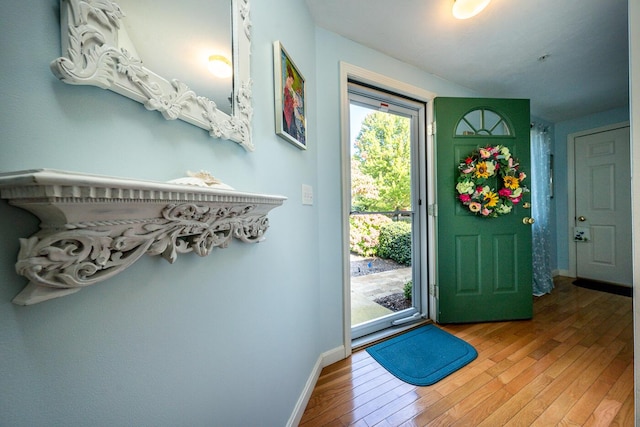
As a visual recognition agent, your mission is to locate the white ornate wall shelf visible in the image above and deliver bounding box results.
[50,0,254,151]
[0,170,286,305]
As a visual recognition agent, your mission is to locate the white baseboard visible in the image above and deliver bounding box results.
[554,269,573,277]
[286,345,346,427]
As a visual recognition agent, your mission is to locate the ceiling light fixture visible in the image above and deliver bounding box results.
[452,0,491,19]
[207,55,232,78]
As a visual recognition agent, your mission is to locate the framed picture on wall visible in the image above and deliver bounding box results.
[273,41,307,150]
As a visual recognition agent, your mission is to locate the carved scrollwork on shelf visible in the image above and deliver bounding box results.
[15,202,267,291]
[0,170,286,305]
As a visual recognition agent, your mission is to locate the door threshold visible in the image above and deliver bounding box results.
[351,319,431,352]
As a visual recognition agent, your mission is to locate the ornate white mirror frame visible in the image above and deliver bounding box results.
[50,0,254,151]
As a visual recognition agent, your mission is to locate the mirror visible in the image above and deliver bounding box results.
[119,0,233,116]
[51,0,254,151]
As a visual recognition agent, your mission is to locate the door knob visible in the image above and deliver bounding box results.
[578,216,586,222]
[522,217,535,225]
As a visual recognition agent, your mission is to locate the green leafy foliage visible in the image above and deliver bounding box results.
[349,214,392,257]
[377,221,412,265]
[350,161,379,212]
[352,112,411,212]
[404,280,413,301]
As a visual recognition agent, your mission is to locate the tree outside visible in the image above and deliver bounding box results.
[351,111,411,213]
[350,111,412,261]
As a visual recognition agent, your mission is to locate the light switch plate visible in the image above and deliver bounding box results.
[302,184,313,205]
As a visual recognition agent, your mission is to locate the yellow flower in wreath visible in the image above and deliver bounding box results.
[483,191,499,207]
[503,175,520,190]
[474,161,495,179]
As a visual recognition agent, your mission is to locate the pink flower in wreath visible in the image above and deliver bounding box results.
[459,194,471,203]
[498,188,512,197]
[519,172,527,181]
[479,148,491,159]
[481,208,492,216]
[511,196,521,204]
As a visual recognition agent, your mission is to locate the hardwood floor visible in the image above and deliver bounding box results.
[300,277,634,426]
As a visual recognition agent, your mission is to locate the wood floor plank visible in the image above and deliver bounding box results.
[300,369,397,425]
[477,373,555,427]
[449,388,513,427]
[610,392,635,427]
[424,377,504,426]
[604,363,634,407]
[497,356,537,385]
[541,343,590,379]
[531,341,626,426]
[559,377,618,426]
[380,388,445,426]
[504,344,607,425]
[338,380,416,425]
[407,372,495,425]
[584,398,624,427]
[300,277,634,426]
[362,388,421,426]
[489,333,539,363]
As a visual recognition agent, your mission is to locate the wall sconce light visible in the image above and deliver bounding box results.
[207,55,232,78]
[452,0,491,19]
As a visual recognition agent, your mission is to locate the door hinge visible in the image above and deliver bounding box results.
[428,121,436,136]
[430,283,439,298]
[428,204,437,216]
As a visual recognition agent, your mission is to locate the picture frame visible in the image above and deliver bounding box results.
[273,41,307,150]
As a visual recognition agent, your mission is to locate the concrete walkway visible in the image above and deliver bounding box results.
[351,267,412,326]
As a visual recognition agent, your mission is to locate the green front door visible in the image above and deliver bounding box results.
[434,97,533,323]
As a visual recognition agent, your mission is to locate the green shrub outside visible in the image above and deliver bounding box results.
[349,214,392,257]
[404,281,412,301]
[377,221,412,265]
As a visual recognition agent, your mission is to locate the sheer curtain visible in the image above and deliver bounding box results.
[530,124,554,296]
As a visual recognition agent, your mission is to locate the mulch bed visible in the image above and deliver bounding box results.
[374,293,412,311]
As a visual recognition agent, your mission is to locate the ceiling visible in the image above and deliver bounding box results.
[305,0,629,123]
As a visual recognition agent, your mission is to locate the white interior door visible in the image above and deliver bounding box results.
[574,125,632,286]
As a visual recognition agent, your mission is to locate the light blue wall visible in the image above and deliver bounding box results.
[551,106,630,272]
[0,0,321,425]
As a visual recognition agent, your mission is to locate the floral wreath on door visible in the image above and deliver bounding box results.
[456,145,529,218]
